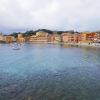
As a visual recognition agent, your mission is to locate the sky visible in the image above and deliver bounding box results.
[0,0,100,34]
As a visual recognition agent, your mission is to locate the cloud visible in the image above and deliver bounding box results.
[0,0,100,33]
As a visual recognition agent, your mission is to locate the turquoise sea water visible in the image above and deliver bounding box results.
[0,43,100,100]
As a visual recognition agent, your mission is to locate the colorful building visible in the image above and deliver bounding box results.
[47,34,55,42]
[62,32,81,43]
[29,31,48,42]
[81,32,97,44]
[4,35,15,43]
[17,34,25,43]
[61,32,75,43]
[73,32,82,43]
[53,33,62,43]
[61,33,69,43]
[95,32,100,43]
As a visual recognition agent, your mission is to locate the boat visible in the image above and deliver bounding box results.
[13,47,20,50]
[12,43,21,50]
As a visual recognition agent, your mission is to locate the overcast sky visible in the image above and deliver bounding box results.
[0,0,100,34]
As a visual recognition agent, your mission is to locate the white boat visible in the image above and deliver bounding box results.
[13,47,20,50]
[12,43,21,50]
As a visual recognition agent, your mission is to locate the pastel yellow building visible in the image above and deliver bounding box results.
[29,31,48,42]
[17,34,25,43]
[61,33,69,43]
[53,34,62,42]
[36,31,48,37]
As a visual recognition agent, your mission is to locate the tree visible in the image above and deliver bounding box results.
[24,30,36,36]
[11,32,19,38]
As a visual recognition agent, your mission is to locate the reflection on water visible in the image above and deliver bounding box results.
[0,43,100,100]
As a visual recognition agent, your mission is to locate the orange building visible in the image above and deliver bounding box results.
[61,32,75,43]
[81,32,97,44]
[47,34,55,42]
[62,32,81,43]
[73,32,82,43]
[4,35,15,43]
[61,33,69,43]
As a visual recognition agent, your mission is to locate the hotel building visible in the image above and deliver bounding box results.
[81,32,97,44]
[30,31,48,42]
[17,34,25,43]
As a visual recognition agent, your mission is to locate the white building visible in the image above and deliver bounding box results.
[0,33,4,41]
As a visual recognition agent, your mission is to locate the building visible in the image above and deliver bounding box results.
[18,34,23,38]
[81,32,96,44]
[94,32,100,43]
[25,36,30,42]
[61,31,82,44]
[30,31,48,42]
[4,35,15,43]
[97,32,100,43]
[73,32,82,43]
[17,34,25,43]
[0,33,4,42]
[61,32,75,43]
[61,33,69,43]
[53,33,62,43]
[47,34,55,42]
[30,35,37,42]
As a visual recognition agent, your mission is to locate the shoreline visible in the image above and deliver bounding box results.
[0,41,100,48]
[26,42,100,48]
